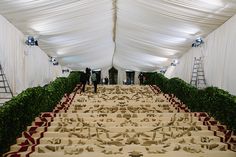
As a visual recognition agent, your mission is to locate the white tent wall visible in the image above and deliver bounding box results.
[171,14,236,95]
[0,15,62,95]
[24,46,62,88]
[170,48,202,82]
[165,66,176,79]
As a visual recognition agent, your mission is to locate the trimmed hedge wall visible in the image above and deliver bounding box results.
[145,72,236,132]
[0,71,82,155]
[143,72,157,85]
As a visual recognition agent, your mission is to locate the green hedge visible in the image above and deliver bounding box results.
[0,71,82,155]
[145,73,236,132]
[143,72,157,85]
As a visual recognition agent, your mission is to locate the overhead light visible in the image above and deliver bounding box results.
[57,51,66,55]
[25,36,39,46]
[159,67,167,74]
[171,59,179,66]
[125,70,134,72]
[93,68,101,72]
[62,69,70,73]
[49,56,59,66]
[192,37,204,47]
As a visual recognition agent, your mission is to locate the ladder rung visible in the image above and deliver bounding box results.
[0,86,9,88]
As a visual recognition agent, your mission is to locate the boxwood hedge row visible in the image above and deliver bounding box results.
[0,71,82,155]
[144,72,236,132]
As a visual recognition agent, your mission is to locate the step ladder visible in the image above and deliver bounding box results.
[0,64,13,106]
[190,57,206,88]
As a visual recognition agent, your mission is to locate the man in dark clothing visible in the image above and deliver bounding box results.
[80,72,87,92]
[104,77,109,85]
[85,68,91,85]
[138,72,144,85]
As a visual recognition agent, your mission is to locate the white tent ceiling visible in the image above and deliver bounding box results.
[1,0,236,71]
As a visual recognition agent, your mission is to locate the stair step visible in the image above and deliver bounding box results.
[7,143,231,157]
[3,85,236,157]
[17,136,222,145]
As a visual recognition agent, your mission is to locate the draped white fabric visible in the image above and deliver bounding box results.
[1,0,236,71]
[172,14,236,95]
[0,15,62,95]
[165,66,176,79]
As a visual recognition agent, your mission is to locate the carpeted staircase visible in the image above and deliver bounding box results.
[4,85,236,157]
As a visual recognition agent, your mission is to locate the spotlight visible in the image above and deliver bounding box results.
[53,62,59,66]
[62,69,70,73]
[160,68,166,74]
[192,37,204,47]
[171,59,179,66]
[49,57,59,66]
[25,36,39,46]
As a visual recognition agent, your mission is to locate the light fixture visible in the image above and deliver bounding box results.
[171,59,179,66]
[49,56,59,66]
[160,67,167,74]
[93,68,101,72]
[62,69,70,73]
[25,36,39,46]
[192,37,204,47]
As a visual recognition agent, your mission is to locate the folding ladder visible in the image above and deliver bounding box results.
[0,64,13,106]
[190,57,206,88]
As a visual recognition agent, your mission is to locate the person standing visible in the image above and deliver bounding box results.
[104,76,109,85]
[91,72,98,93]
[85,67,91,85]
[138,72,144,85]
